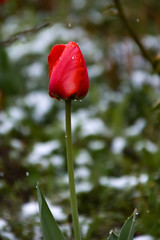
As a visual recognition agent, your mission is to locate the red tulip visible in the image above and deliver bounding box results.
[48,41,89,100]
[0,0,7,3]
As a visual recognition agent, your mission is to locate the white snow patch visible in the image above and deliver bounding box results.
[0,107,25,134]
[99,174,148,189]
[76,150,92,165]
[7,23,86,60]
[71,109,89,130]
[76,181,93,193]
[125,118,146,136]
[130,71,160,88]
[49,205,66,221]
[0,112,14,134]
[135,140,158,153]
[88,64,104,79]
[21,200,66,221]
[72,0,86,9]
[80,38,103,61]
[23,62,44,78]
[21,201,39,218]
[71,109,111,137]
[24,91,53,121]
[74,167,90,179]
[131,70,150,88]
[28,140,60,164]
[143,35,159,49]
[33,225,42,240]
[109,39,134,65]
[88,140,105,150]
[61,175,92,193]
[50,155,64,167]
[87,10,103,24]
[10,139,24,150]
[151,74,160,88]
[111,137,126,154]
[82,118,110,137]
[79,216,92,237]
[9,107,25,121]
[0,218,18,240]
[1,232,17,240]
[0,218,8,230]
[134,235,154,240]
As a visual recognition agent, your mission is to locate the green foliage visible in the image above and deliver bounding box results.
[119,209,137,240]
[1,0,160,240]
[37,185,66,240]
[107,210,137,240]
[107,231,119,240]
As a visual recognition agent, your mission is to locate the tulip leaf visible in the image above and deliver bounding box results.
[107,230,119,240]
[119,209,137,240]
[37,185,66,240]
[152,99,160,111]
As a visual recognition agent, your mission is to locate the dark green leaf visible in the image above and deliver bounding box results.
[37,185,66,240]
[107,230,119,240]
[152,99,160,111]
[119,209,137,240]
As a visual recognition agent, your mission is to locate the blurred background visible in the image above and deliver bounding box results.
[1,0,160,239]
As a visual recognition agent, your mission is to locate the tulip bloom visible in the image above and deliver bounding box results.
[48,41,89,100]
[0,0,7,3]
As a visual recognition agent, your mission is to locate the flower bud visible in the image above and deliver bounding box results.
[0,0,7,3]
[48,41,89,100]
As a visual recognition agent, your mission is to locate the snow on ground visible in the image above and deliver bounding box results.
[99,174,148,189]
[24,91,53,121]
[6,23,102,63]
[125,118,146,137]
[0,218,18,240]
[76,150,92,165]
[0,107,25,134]
[134,235,154,240]
[135,140,158,153]
[21,201,66,221]
[27,140,60,166]
[111,137,126,154]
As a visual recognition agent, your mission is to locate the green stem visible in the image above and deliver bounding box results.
[65,100,81,240]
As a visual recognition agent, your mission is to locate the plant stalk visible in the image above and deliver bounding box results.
[65,100,81,240]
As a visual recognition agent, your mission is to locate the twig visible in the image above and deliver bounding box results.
[0,21,51,47]
[113,0,155,69]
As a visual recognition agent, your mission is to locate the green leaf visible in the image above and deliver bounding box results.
[152,99,160,111]
[37,185,66,240]
[119,209,137,240]
[107,230,119,240]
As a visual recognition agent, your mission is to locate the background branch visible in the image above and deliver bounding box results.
[0,21,51,47]
[113,0,155,70]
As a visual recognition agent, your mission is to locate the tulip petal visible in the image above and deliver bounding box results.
[48,41,89,100]
[48,44,66,79]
